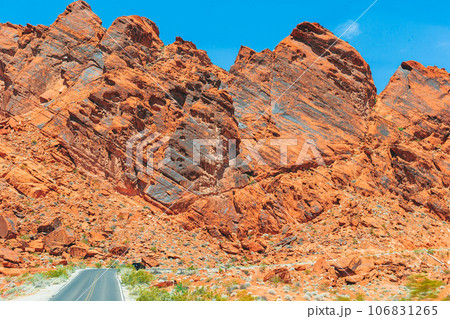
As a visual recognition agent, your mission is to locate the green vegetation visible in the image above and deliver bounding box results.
[224,279,239,293]
[121,270,155,286]
[355,293,366,301]
[119,263,226,302]
[186,265,198,274]
[235,290,256,301]
[1,265,81,299]
[336,295,351,301]
[43,266,72,279]
[136,284,227,301]
[94,262,103,269]
[269,276,282,284]
[405,274,444,300]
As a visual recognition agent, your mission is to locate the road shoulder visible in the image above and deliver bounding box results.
[12,269,85,301]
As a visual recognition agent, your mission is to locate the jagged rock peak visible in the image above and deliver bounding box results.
[65,0,94,13]
[101,15,163,52]
[55,0,103,25]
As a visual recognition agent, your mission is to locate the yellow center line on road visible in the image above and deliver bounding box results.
[85,272,101,301]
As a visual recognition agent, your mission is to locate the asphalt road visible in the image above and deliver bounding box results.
[50,269,123,301]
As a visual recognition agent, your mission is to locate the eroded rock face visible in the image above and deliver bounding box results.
[178,22,380,237]
[0,1,448,249]
[1,1,243,202]
[1,1,103,115]
[376,61,450,141]
[1,2,450,300]
[366,61,450,220]
[227,22,377,169]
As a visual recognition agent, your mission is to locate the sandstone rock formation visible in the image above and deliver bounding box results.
[0,0,449,301]
[263,267,292,284]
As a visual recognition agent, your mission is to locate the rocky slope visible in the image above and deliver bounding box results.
[0,1,449,300]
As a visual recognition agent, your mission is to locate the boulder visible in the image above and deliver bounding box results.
[28,240,45,252]
[48,247,66,256]
[37,217,62,234]
[294,264,308,271]
[0,248,22,264]
[1,260,21,268]
[89,231,108,242]
[360,216,381,229]
[86,249,101,258]
[241,240,265,253]
[109,245,129,256]
[263,267,291,284]
[0,144,14,158]
[274,235,298,247]
[153,280,175,288]
[0,267,27,276]
[219,242,240,255]
[312,257,331,274]
[4,166,50,198]
[330,256,375,281]
[43,227,75,249]
[141,256,160,268]
[0,215,17,239]
[69,245,88,259]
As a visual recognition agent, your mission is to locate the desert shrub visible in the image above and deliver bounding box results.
[405,275,444,300]
[269,276,282,284]
[235,290,256,301]
[224,280,239,293]
[355,293,365,301]
[136,284,227,301]
[29,273,46,288]
[4,286,19,296]
[136,287,170,301]
[44,266,70,279]
[121,270,155,286]
[117,263,135,270]
[336,295,351,301]
[186,265,198,275]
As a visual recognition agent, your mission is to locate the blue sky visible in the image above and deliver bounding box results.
[1,0,449,91]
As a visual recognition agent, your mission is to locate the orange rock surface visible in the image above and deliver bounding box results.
[0,0,449,301]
